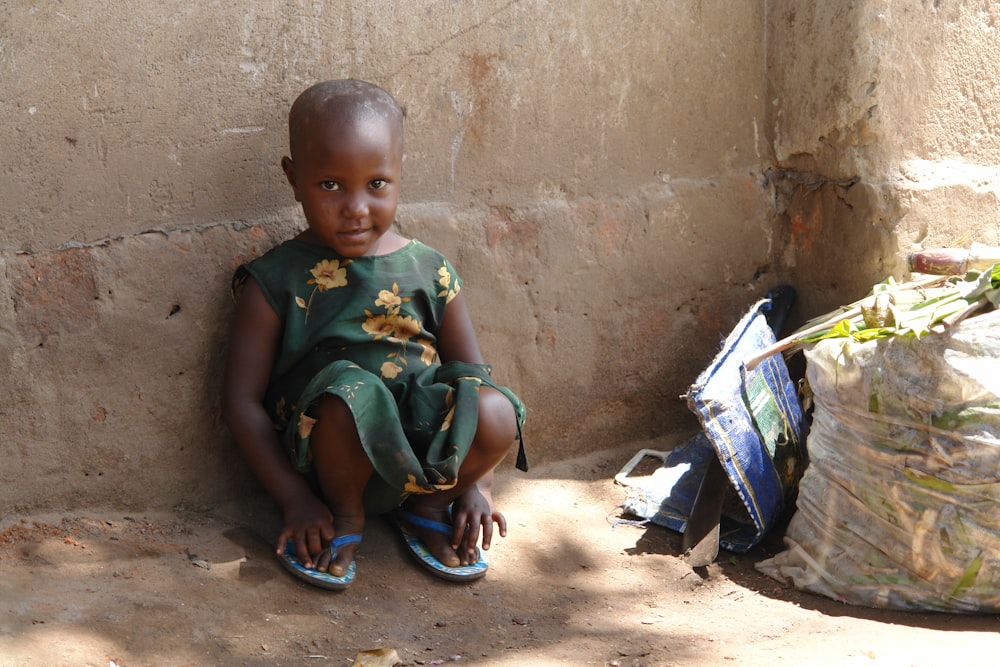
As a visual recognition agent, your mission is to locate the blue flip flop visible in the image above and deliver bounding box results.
[278,533,362,590]
[391,509,488,582]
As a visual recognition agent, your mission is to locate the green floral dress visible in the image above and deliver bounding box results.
[232,238,527,515]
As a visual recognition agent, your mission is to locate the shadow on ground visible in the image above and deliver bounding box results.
[2,444,999,666]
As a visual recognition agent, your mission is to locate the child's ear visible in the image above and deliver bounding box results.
[281,156,302,201]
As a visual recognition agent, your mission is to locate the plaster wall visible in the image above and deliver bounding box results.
[5,1,996,515]
[1,1,773,513]
[766,0,1000,317]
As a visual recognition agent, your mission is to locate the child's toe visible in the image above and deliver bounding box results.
[329,547,355,576]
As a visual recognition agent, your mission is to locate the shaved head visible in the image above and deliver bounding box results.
[287,80,404,161]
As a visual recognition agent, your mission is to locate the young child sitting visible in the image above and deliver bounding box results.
[223,79,527,590]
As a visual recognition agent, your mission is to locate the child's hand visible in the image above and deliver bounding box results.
[276,492,336,570]
[449,486,507,565]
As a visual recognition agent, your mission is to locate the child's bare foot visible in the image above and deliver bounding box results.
[323,515,365,575]
[397,503,472,567]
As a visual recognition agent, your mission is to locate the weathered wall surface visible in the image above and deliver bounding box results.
[8,0,999,515]
[2,1,775,513]
[880,1,1000,251]
[766,0,1000,319]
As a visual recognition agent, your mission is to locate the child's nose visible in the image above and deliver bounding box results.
[342,193,369,218]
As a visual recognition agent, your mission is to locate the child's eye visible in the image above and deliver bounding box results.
[319,181,340,191]
[370,179,388,190]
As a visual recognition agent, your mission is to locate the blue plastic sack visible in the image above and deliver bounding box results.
[617,300,806,552]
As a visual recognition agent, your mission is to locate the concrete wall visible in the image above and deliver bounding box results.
[766,0,1000,318]
[3,1,995,514]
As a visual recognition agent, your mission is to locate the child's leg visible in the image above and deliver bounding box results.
[308,394,374,576]
[403,386,518,566]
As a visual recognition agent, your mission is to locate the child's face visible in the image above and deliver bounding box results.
[283,117,403,257]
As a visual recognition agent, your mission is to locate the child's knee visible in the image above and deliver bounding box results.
[308,394,365,461]
[311,394,355,430]
[476,388,518,450]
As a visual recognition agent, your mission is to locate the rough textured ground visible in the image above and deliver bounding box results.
[3,444,1000,667]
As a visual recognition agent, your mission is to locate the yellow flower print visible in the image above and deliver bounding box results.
[404,474,433,495]
[437,265,451,290]
[418,338,438,366]
[297,258,351,323]
[440,404,456,433]
[390,315,420,342]
[437,264,461,303]
[297,414,318,439]
[363,312,419,342]
[376,282,409,310]
[364,284,427,379]
[403,467,458,493]
[308,259,348,291]
[376,290,401,309]
[363,313,397,340]
[381,361,403,379]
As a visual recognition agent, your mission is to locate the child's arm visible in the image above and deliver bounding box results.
[437,291,508,555]
[436,291,484,365]
[222,277,336,568]
[451,469,507,555]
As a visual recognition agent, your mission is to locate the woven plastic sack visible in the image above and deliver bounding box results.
[756,309,1000,612]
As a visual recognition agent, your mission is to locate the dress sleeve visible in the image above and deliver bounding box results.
[230,265,250,304]
[433,254,463,304]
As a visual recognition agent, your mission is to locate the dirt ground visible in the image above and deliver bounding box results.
[3,443,1000,667]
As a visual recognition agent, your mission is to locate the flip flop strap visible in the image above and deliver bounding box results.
[395,509,452,537]
[329,532,362,554]
[314,532,363,560]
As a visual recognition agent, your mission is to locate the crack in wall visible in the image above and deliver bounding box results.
[6,219,279,255]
